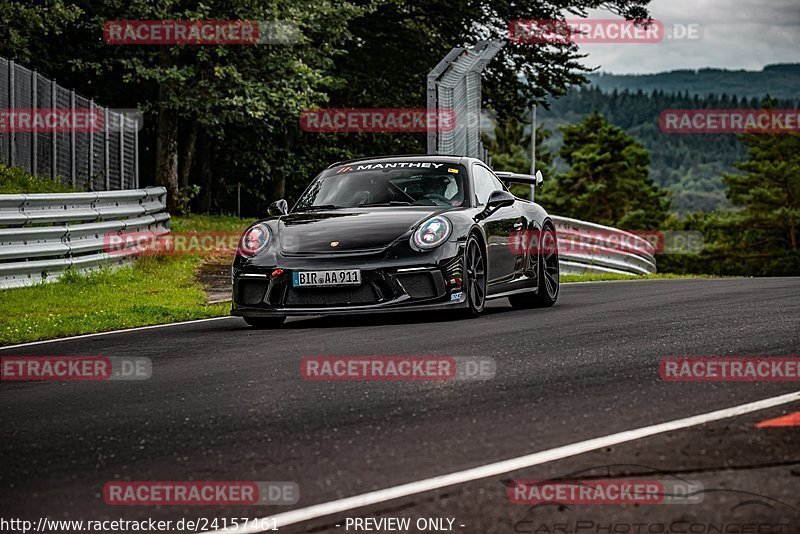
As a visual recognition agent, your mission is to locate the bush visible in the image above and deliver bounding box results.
[0,164,76,194]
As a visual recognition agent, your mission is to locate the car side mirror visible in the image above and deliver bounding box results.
[535,170,544,188]
[477,190,515,220]
[487,189,515,210]
[268,199,288,216]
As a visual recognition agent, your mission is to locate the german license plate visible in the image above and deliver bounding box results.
[292,269,361,287]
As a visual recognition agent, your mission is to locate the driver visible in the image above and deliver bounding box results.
[421,176,450,200]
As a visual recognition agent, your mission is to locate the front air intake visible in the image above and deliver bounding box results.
[238,279,268,306]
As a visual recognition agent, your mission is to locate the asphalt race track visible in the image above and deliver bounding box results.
[2,278,800,533]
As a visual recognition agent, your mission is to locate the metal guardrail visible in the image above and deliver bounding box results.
[552,216,657,276]
[0,189,650,289]
[0,187,169,289]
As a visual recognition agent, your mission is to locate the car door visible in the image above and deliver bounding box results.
[471,163,525,287]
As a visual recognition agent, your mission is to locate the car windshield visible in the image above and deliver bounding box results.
[294,164,467,210]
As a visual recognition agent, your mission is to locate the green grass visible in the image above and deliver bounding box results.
[0,256,229,345]
[0,215,256,346]
[0,163,77,193]
[171,214,256,233]
[561,272,716,283]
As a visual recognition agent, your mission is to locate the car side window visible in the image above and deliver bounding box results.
[472,165,505,206]
[472,165,493,206]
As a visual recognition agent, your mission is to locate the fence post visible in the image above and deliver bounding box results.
[134,123,139,188]
[51,79,57,180]
[8,60,15,167]
[31,70,37,177]
[88,100,94,190]
[103,107,109,190]
[70,89,76,188]
[119,112,125,189]
[2,61,7,165]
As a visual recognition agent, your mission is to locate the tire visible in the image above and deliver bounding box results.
[461,234,487,318]
[509,224,559,309]
[243,316,286,329]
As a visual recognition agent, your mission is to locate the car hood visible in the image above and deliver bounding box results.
[276,207,444,254]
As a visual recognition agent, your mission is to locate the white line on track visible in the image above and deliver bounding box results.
[212,390,800,533]
[0,316,238,351]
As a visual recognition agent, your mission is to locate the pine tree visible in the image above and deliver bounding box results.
[542,113,669,230]
[720,105,800,274]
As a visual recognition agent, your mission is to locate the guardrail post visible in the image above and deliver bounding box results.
[31,69,37,177]
[8,60,15,167]
[103,107,109,190]
[51,79,57,181]
[70,89,76,188]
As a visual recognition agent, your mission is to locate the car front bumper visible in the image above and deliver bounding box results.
[231,244,467,317]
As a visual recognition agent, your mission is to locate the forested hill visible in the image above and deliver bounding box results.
[539,64,800,214]
[586,64,800,101]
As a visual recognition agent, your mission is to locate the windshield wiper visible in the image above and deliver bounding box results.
[293,204,342,212]
[357,201,412,207]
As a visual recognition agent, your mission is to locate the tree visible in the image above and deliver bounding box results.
[0,0,655,214]
[542,113,669,229]
[718,108,800,275]
[0,1,81,64]
[0,0,364,213]
[314,0,652,176]
[482,113,555,199]
[83,0,363,212]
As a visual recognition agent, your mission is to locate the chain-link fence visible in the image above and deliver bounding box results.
[0,57,138,190]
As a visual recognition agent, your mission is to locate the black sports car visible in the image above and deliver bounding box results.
[231,155,559,328]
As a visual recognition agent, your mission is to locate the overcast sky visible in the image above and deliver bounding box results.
[579,0,800,74]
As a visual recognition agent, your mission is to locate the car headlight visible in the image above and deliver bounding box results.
[412,216,452,250]
[239,223,271,256]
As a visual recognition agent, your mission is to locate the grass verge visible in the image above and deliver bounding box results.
[561,272,715,283]
[0,215,255,346]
